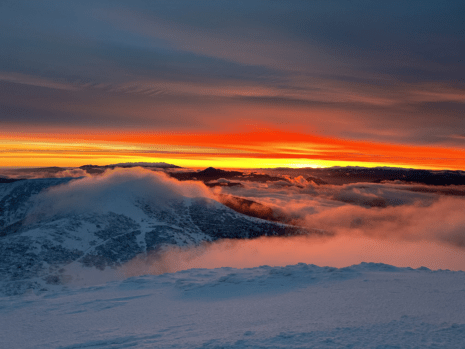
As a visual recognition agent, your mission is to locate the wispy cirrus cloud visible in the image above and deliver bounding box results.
[1,0,464,167]
[0,72,79,91]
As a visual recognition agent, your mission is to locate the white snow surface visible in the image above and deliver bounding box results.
[1,262,464,348]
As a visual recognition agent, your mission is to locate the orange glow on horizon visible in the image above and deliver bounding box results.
[2,129,465,170]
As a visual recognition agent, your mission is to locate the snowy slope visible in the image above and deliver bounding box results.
[0,172,310,295]
[1,263,464,348]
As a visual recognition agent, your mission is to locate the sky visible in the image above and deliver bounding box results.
[1,0,464,169]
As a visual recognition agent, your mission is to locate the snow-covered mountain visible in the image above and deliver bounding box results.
[0,170,310,295]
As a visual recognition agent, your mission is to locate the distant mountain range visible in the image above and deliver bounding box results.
[3,163,465,186]
[309,167,465,186]
[261,167,465,186]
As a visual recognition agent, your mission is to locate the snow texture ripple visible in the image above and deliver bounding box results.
[1,263,464,348]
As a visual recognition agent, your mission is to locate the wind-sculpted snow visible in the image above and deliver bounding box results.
[0,169,311,295]
[1,263,464,348]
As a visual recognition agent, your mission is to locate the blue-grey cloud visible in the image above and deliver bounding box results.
[0,0,464,145]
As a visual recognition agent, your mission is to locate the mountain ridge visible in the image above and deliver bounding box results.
[0,173,315,295]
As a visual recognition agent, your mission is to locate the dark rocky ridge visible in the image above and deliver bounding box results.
[0,178,23,184]
[170,167,283,183]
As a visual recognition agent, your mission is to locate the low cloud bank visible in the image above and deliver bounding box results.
[117,234,465,280]
[304,196,465,248]
[216,180,465,249]
[62,232,465,288]
[28,167,213,220]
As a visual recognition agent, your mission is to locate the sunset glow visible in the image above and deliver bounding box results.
[2,129,465,170]
[1,1,464,171]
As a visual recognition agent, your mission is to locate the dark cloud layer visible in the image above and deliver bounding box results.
[1,0,464,145]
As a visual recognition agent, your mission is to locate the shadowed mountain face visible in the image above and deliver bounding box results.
[170,167,242,181]
[0,177,313,295]
[0,178,23,184]
[306,176,328,185]
[169,167,283,183]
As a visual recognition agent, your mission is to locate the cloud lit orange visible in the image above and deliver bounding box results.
[2,128,465,170]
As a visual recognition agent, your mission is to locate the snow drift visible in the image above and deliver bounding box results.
[1,263,464,348]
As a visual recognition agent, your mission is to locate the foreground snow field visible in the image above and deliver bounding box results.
[2,263,464,348]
